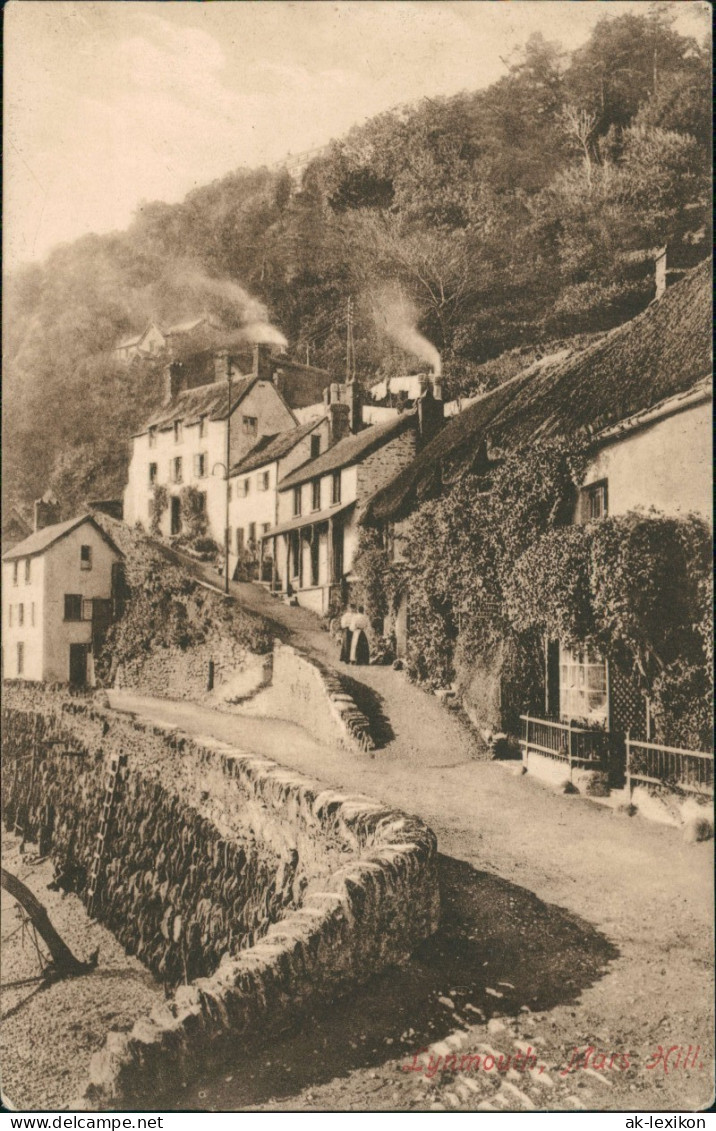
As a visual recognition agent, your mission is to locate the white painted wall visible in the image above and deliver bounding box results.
[42,524,121,683]
[2,523,120,683]
[577,400,712,523]
[2,555,45,680]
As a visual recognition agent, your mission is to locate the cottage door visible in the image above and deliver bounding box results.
[170,495,181,535]
[69,644,88,686]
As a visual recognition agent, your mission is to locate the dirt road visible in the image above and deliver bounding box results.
[109,686,714,1113]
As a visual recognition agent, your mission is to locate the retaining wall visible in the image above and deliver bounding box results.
[272,642,375,752]
[1,683,438,1108]
[115,636,250,703]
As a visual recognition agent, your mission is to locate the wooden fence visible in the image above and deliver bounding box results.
[520,715,610,771]
[625,734,714,797]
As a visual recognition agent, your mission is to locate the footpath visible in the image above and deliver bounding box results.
[110,569,714,1112]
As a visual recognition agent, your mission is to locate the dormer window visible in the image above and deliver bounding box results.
[174,421,183,444]
[148,427,157,449]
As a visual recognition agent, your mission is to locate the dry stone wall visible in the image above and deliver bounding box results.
[1,682,439,1109]
[114,636,249,702]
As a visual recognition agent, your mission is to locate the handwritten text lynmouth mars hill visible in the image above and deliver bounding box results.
[401,1044,705,1079]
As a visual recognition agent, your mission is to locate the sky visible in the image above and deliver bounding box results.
[4,0,710,270]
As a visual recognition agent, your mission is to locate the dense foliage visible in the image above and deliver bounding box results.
[96,531,272,684]
[4,11,710,517]
[355,442,712,747]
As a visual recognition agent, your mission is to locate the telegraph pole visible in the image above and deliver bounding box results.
[224,357,232,595]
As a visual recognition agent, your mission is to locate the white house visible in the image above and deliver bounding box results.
[124,344,337,557]
[113,322,166,362]
[2,515,123,685]
[266,383,444,613]
[227,416,331,580]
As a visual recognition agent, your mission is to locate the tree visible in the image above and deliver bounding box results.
[1,867,98,980]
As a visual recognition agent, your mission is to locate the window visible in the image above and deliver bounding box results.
[174,421,183,444]
[331,471,341,505]
[149,462,158,486]
[582,480,608,522]
[236,528,244,554]
[559,645,608,724]
[148,427,157,449]
[12,561,18,586]
[293,486,302,517]
[82,598,94,622]
[80,545,92,570]
[198,416,207,439]
[240,478,250,498]
[193,453,207,478]
[31,603,35,627]
[172,457,183,484]
[8,606,13,627]
[258,470,270,492]
[17,642,24,676]
[24,559,31,584]
[243,416,258,436]
[18,604,24,627]
[311,479,321,512]
[64,594,83,621]
[310,435,321,459]
[262,522,271,535]
[248,522,257,546]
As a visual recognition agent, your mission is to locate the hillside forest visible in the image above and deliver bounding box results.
[3,9,710,518]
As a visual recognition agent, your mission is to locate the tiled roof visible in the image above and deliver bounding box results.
[2,515,123,562]
[144,375,257,431]
[229,419,326,477]
[279,413,415,490]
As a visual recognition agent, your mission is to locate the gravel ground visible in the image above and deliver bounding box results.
[1,838,164,1112]
[111,692,714,1113]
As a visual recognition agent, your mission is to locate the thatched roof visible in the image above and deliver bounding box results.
[363,258,712,525]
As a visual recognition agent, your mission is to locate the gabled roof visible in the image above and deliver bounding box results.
[279,412,415,491]
[115,322,163,351]
[143,375,259,432]
[363,257,712,525]
[229,418,326,478]
[2,514,123,562]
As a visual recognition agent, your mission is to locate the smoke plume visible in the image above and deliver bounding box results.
[167,263,286,347]
[372,286,441,376]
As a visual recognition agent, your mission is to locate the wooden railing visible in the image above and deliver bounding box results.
[520,715,610,771]
[626,734,713,797]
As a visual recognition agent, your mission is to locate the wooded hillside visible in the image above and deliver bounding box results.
[3,10,710,517]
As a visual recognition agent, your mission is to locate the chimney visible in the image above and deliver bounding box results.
[163,361,184,404]
[214,349,230,383]
[347,378,361,434]
[654,246,667,301]
[417,383,445,449]
[253,342,273,382]
[34,492,61,532]
[327,403,350,446]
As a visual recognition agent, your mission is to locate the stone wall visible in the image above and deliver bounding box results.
[272,642,375,752]
[1,683,438,1108]
[115,636,250,702]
